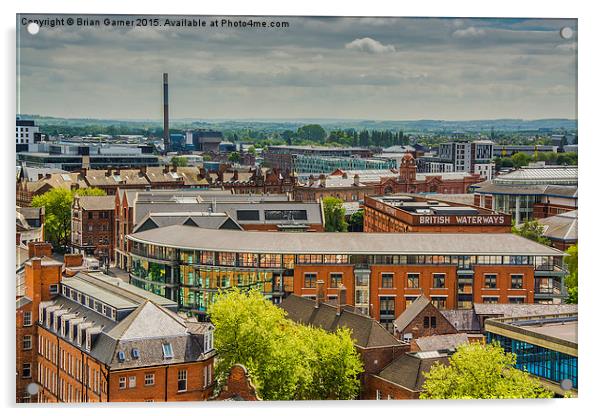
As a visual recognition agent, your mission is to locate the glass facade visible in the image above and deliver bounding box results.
[487,333,578,389]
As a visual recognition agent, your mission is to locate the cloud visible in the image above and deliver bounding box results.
[452,26,486,38]
[556,42,577,51]
[344,37,396,54]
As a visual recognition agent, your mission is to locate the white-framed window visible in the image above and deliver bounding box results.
[204,331,214,352]
[144,373,155,386]
[177,369,187,392]
[128,375,136,388]
[162,343,174,359]
[376,389,381,400]
[119,376,126,389]
[49,284,59,295]
[22,363,32,378]
[23,311,32,327]
[23,335,32,350]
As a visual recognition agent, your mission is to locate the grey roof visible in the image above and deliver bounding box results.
[132,212,242,233]
[16,296,32,309]
[537,210,578,241]
[128,225,564,256]
[377,352,450,392]
[439,310,482,332]
[280,295,401,348]
[415,333,469,352]
[16,206,44,220]
[393,295,432,331]
[62,271,177,311]
[473,303,578,317]
[77,195,115,211]
[472,182,578,198]
[493,165,577,185]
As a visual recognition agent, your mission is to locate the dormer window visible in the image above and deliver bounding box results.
[162,343,174,359]
[131,348,140,359]
[204,331,214,353]
[117,351,126,362]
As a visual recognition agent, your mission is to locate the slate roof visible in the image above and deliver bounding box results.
[439,310,482,332]
[415,333,469,352]
[377,352,450,392]
[472,303,578,317]
[279,295,401,349]
[537,210,578,242]
[132,212,242,233]
[128,225,564,256]
[393,295,432,331]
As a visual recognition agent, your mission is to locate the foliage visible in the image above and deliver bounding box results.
[31,187,106,248]
[564,244,578,304]
[322,197,348,232]
[228,152,241,163]
[512,219,551,246]
[169,156,188,167]
[296,124,327,142]
[208,289,362,400]
[247,145,257,156]
[348,210,364,232]
[420,342,553,399]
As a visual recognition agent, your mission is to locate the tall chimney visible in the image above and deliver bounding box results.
[315,280,325,308]
[163,73,170,153]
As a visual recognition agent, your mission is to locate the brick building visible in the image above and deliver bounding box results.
[127,226,568,321]
[214,364,260,401]
[363,194,511,234]
[71,195,115,263]
[294,154,483,202]
[31,269,216,403]
[534,210,577,251]
[393,295,458,341]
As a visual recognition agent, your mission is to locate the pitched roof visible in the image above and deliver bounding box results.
[377,352,450,392]
[537,210,578,241]
[439,310,481,332]
[77,195,116,211]
[472,303,578,317]
[132,212,242,233]
[279,295,400,348]
[393,295,432,331]
[415,333,469,352]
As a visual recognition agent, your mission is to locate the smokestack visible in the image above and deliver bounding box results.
[163,73,170,153]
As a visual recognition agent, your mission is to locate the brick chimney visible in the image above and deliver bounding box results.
[354,174,360,186]
[27,241,52,259]
[342,172,348,179]
[139,166,147,175]
[64,253,84,268]
[308,175,315,187]
[336,284,347,316]
[233,170,239,181]
[315,280,325,308]
[319,174,326,188]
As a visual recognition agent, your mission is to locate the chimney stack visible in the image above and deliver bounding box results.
[319,174,326,188]
[353,174,360,186]
[163,73,170,153]
[336,284,347,315]
[315,280,325,308]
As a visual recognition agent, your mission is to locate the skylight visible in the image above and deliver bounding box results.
[162,343,174,359]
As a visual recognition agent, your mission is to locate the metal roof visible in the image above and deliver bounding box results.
[128,225,564,256]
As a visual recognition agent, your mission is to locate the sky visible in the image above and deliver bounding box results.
[16,15,578,121]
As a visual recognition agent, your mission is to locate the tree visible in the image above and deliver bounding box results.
[564,244,578,303]
[228,152,241,164]
[208,289,362,400]
[512,219,551,246]
[511,152,532,168]
[247,145,257,156]
[322,197,348,232]
[297,124,326,142]
[32,187,106,249]
[348,210,364,232]
[169,156,188,167]
[420,342,553,399]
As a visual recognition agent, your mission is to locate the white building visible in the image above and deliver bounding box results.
[16,118,40,147]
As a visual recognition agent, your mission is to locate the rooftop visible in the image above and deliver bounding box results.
[128,225,564,256]
[536,210,578,242]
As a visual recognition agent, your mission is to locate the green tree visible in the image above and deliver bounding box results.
[247,145,257,156]
[208,289,362,400]
[512,219,551,246]
[228,152,241,164]
[348,210,364,232]
[511,152,532,168]
[420,342,553,399]
[322,197,348,232]
[169,156,188,167]
[297,124,327,142]
[564,244,578,303]
[31,187,106,249]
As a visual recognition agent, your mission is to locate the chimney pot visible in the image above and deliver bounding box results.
[336,284,347,315]
[315,280,325,308]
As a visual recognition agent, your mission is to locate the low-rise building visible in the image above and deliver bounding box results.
[71,195,115,263]
[533,210,577,251]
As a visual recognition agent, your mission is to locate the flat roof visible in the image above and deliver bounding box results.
[527,321,578,344]
[128,225,564,256]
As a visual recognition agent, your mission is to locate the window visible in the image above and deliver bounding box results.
[483,296,498,304]
[162,343,174,359]
[128,376,136,388]
[431,297,447,309]
[484,274,497,289]
[204,331,214,353]
[23,311,32,327]
[88,212,94,219]
[23,335,32,350]
[405,296,417,307]
[49,284,59,295]
[430,316,437,328]
[303,273,317,288]
[265,210,308,221]
[511,275,524,289]
[423,316,430,328]
[509,297,525,304]
[406,273,419,288]
[329,273,342,288]
[119,376,126,389]
[203,363,213,388]
[376,389,381,400]
[145,373,155,386]
[381,273,394,288]
[177,370,187,392]
[236,210,260,221]
[433,274,445,288]
[22,363,31,378]
[117,351,126,362]
[131,348,140,359]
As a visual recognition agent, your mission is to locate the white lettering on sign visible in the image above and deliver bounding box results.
[418,215,506,225]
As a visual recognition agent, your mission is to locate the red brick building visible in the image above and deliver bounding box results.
[363,194,511,234]
[71,195,115,262]
[392,295,458,341]
[214,364,260,401]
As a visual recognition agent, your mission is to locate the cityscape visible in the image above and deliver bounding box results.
[15,15,578,403]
